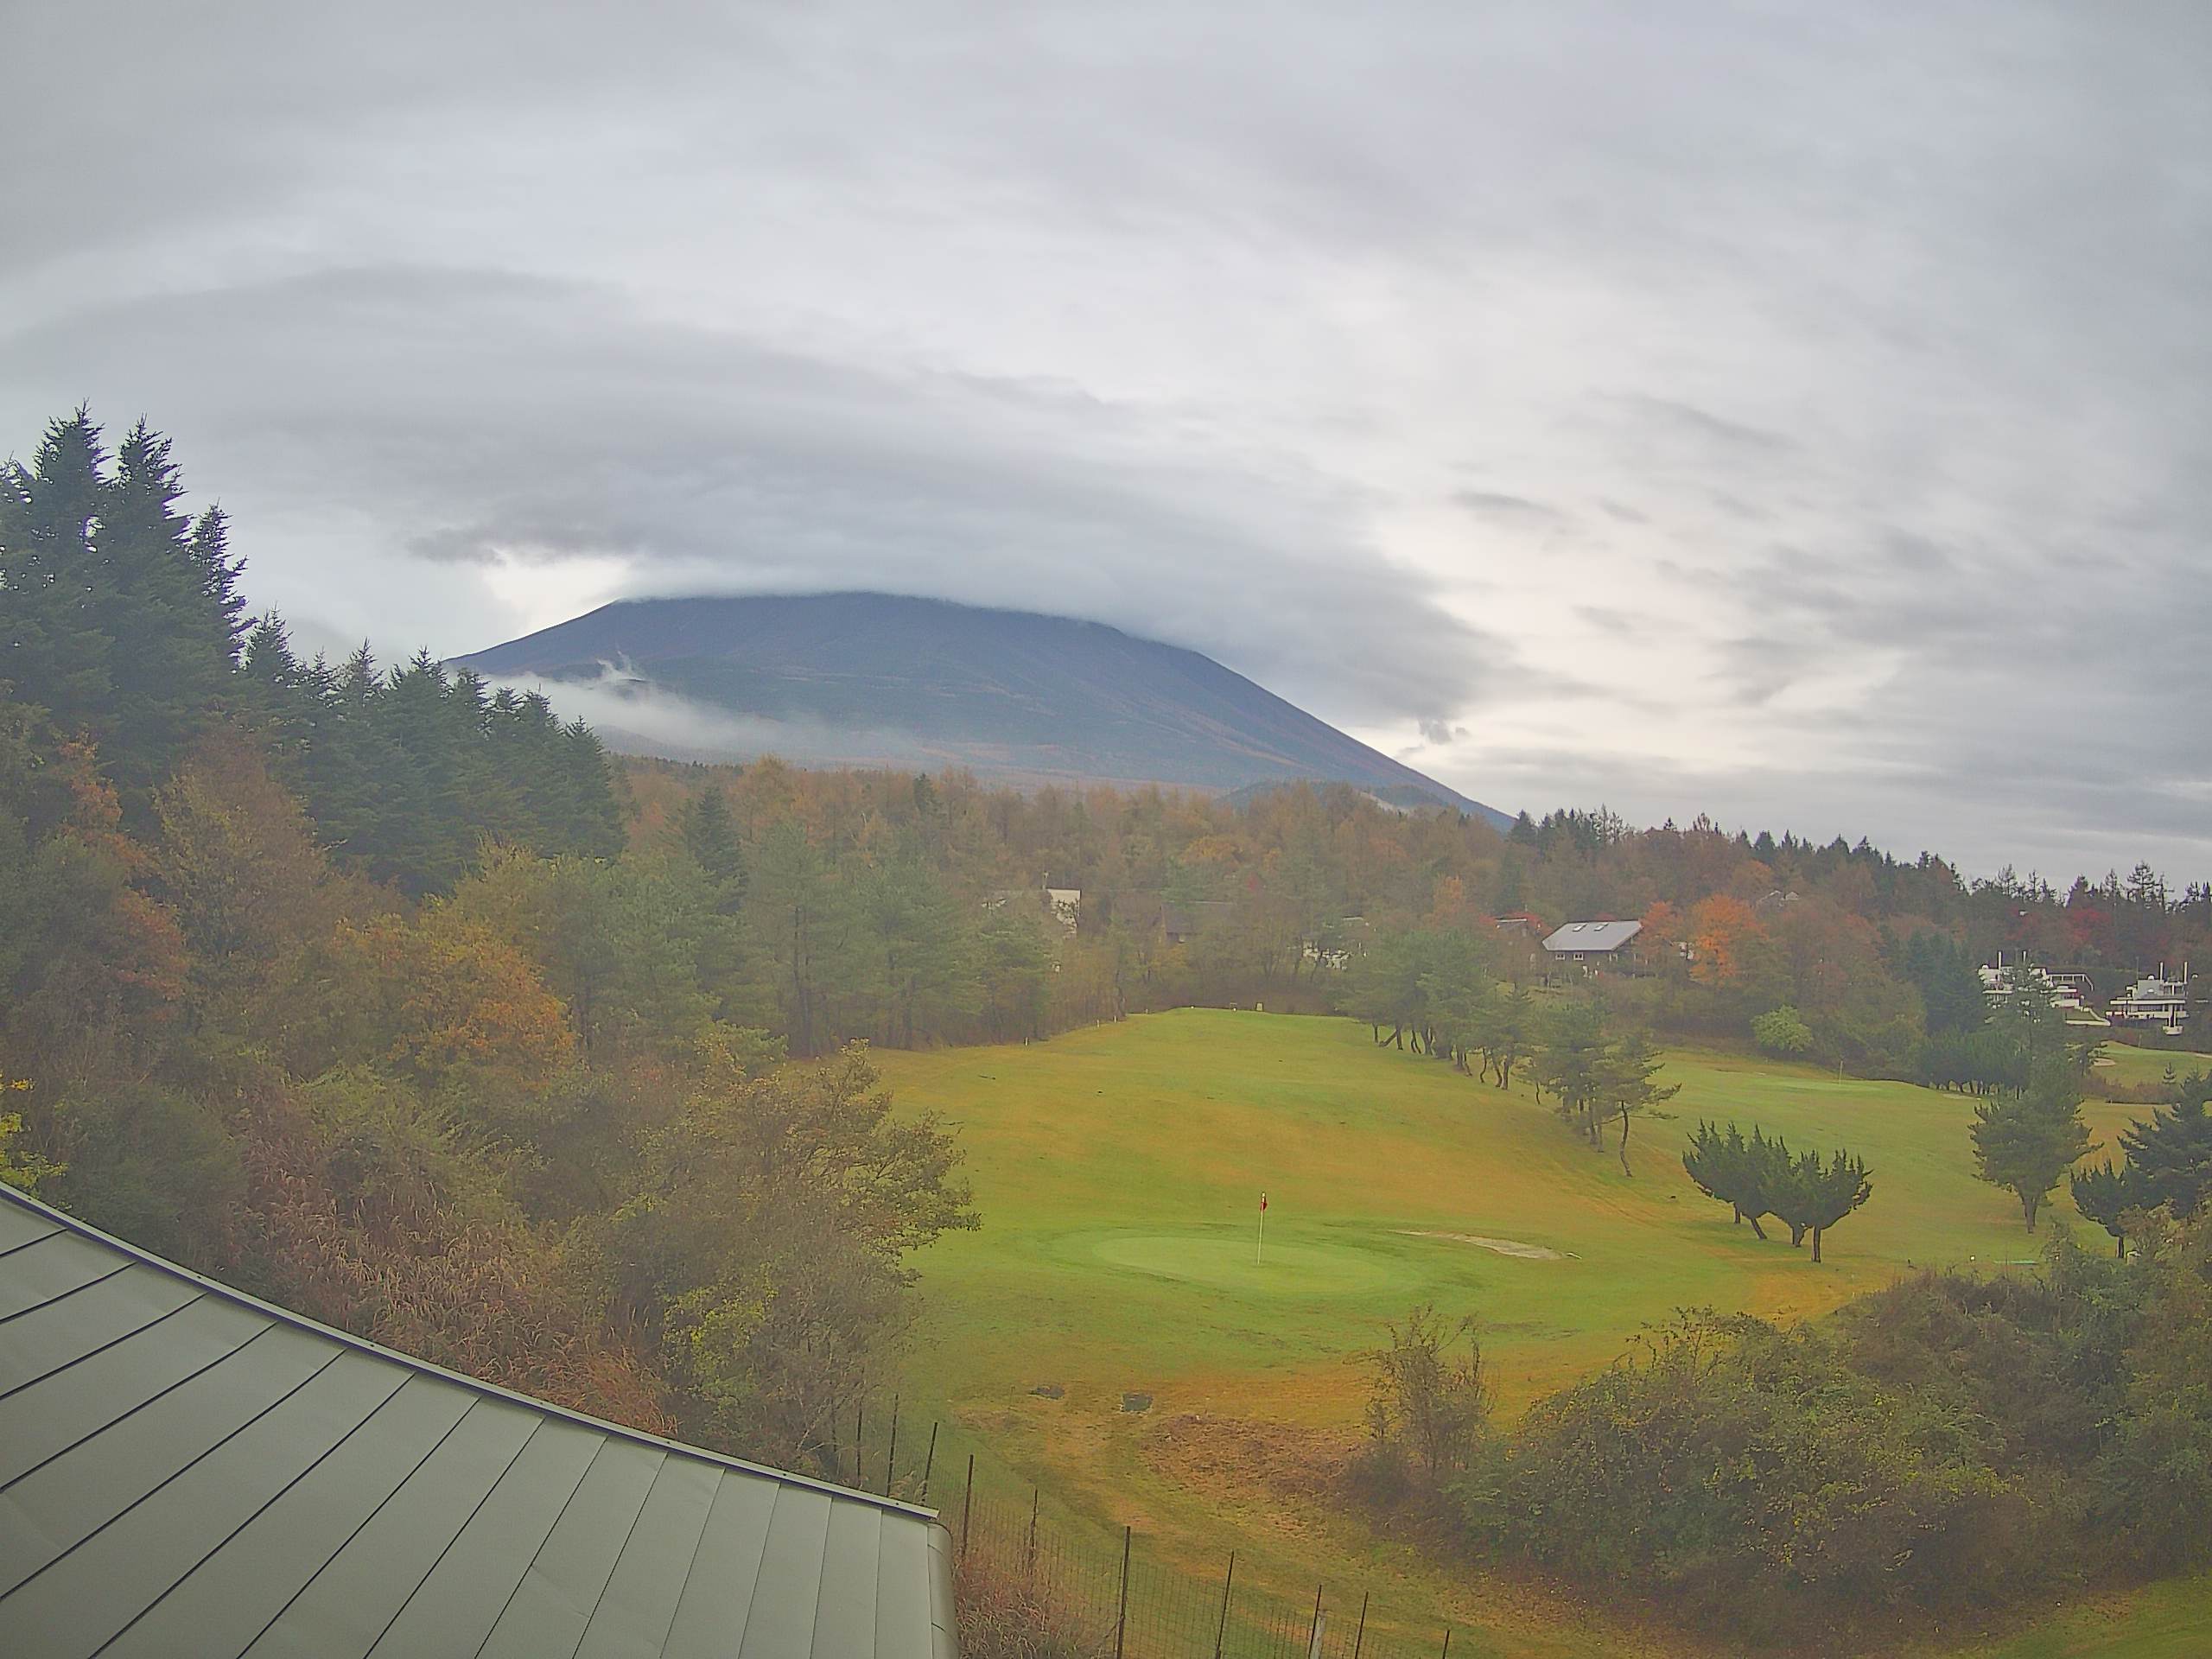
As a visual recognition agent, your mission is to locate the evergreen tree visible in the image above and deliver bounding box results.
[2070,1158,2148,1256]
[1971,1064,2092,1230]
[1772,1146,1872,1261]
[1597,1028,1679,1176]
[1490,983,1537,1089]
[92,420,245,798]
[2117,1096,2212,1219]
[1535,999,1610,1145]
[0,410,116,730]
[678,784,747,891]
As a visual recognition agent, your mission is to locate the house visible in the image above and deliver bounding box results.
[1541,918,1643,967]
[1492,912,1548,940]
[2109,969,2193,1033]
[0,1182,958,1659]
[1980,957,2110,1027]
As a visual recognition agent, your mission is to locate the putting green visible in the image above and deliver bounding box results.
[1078,1230,1417,1297]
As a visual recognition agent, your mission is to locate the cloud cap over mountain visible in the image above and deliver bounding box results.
[3,0,2206,875]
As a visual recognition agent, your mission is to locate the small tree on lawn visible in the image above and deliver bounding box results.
[1599,1028,1679,1177]
[1971,1063,2092,1230]
[1536,999,1610,1146]
[1684,1121,1743,1224]
[1683,1121,1789,1241]
[1772,1146,1872,1262]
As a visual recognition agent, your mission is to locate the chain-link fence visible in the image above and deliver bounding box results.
[817,1401,1463,1657]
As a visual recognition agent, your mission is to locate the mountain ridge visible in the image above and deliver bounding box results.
[455,592,1509,827]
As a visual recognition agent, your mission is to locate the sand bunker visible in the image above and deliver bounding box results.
[1398,1230,1567,1261]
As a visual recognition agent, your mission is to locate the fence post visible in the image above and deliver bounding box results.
[921,1422,939,1501]
[1353,1591,1369,1658]
[1440,1628,1452,1657]
[1213,1551,1236,1659]
[855,1404,864,1486]
[1026,1486,1039,1577]
[885,1397,899,1497]
[960,1455,975,1560]
[1306,1582,1325,1659]
[1114,1525,1132,1659]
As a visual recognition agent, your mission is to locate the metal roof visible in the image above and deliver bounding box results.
[0,1183,958,1659]
[1540,918,1643,954]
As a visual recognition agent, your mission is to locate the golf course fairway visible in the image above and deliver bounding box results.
[874,1007,2210,1657]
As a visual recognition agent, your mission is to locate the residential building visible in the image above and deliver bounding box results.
[1541,918,1643,968]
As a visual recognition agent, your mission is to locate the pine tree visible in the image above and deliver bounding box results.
[1773,1147,1872,1261]
[1597,1028,1679,1176]
[0,410,116,729]
[2117,1096,2212,1219]
[678,785,747,891]
[1971,1064,2092,1230]
[94,420,244,798]
[2070,1158,2148,1255]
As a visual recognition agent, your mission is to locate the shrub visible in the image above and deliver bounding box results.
[1453,1311,2056,1637]
[1750,1004,1813,1056]
[1352,1304,1489,1503]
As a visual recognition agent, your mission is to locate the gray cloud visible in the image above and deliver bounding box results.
[1,0,2207,876]
[0,265,1494,723]
[1454,491,1563,523]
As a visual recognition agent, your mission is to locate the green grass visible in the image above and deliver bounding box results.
[2094,1042,2212,1091]
[880,1009,2185,1656]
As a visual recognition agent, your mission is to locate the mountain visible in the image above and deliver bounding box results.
[455,593,1510,827]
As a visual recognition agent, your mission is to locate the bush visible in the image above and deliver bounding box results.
[1452,1310,2059,1638]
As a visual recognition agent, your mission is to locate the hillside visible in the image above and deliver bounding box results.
[455,592,1509,825]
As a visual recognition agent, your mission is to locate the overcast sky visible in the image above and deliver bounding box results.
[3,1,2207,880]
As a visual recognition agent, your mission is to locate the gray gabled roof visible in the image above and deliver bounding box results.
[0,1183,957,1659]
[1541,918,1643,955]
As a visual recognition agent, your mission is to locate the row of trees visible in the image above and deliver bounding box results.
[1338,921,1682,1174]
[1681,1122,1873,1261]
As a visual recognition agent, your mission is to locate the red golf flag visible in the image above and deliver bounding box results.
[1259,1192,1268,1211]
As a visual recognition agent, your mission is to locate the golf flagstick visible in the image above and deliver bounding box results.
[1256,1192,1267,1265]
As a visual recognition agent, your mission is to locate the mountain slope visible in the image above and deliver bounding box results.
[456,593,1508,825]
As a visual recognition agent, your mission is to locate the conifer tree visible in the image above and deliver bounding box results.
[2071,1158,2148,1255]
[1971,1063,2092,1230]
[0,410,115,729]
[679,784,747,892]
[2117,1095,2212,1219]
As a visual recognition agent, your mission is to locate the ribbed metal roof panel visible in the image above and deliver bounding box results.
[0,1183,958,1658]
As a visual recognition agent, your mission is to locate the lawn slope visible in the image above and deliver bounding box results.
[881,1009,2173,1656]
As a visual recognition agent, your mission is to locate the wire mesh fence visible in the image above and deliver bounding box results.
[955,1475,1461,1659]
[818,1399,1463,1656]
